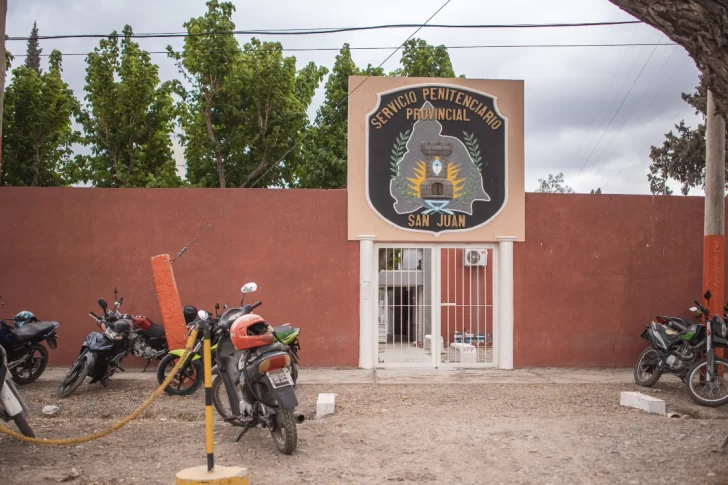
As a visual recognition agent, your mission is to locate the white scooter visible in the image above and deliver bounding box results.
[0,345,34,437]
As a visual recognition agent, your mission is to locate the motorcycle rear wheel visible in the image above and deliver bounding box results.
[686,357,728,407]
[11,343,48,385]
[211,375,241,420]
[634,347,662,387]
[157,353,203,396]
[12,412,35,438]
[270,408,297,455]
[58,358,89,398]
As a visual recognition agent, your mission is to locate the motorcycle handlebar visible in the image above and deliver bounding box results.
[251,301,262,311]
[90,311,101,320]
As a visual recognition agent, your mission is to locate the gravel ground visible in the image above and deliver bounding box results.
[2,376,728,484]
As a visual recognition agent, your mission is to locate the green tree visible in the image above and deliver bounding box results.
[77,26,182,188]
[535,172,574,193]
[172,1,327,188]
[391,38,460,78]
[647,75,728,195]
[2,50,79,186]
[24,22,42,74]
[296,44,383,189]
[590,188,602,194]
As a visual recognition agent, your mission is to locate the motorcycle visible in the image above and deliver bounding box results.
[159,300,302,397]
[156,305,220,396]
[634,299,708,387]
[0,297,59,384]
[109,288,168,372]
[684,291,728,407]
[0,345,34,437]
[57,297,133,398]
[207,282,304,455]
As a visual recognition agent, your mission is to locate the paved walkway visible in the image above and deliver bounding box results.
[40,366,635,385]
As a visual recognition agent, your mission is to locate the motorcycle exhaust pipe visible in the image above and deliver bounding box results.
[293,412,305,424]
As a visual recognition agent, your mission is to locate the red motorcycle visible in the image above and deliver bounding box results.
[109,288,169,371]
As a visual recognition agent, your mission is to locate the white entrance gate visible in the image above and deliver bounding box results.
[374,244,497,368]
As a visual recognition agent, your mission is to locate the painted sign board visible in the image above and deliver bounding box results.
[348,77,524,242]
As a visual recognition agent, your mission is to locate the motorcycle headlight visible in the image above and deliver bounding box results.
[104,328,122,341]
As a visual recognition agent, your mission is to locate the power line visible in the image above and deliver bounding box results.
[570,23,641,168]
[7,20,643,41]
[573,31,664,190]
[162,0,453,266]
[10,42,678,58]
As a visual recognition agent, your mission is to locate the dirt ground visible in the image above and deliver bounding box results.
[2,373,728,485]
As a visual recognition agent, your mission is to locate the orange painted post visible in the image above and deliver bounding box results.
[151,254,188,351]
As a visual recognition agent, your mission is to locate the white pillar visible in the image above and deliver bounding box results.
[497,236,516,369]
[358,236,376,369]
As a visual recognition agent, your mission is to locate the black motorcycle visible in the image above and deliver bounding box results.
[634,298,708,387]
[0,298,59,384]
[208,282,303,455]
[0,346,34,437]
[57,298,133,398]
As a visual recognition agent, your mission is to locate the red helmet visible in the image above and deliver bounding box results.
[230,314,274,351]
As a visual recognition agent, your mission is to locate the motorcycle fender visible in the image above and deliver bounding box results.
[265,378,298,410]
[639,328,650,340]
[0,380,25,416]
[169,349,201,361]
[211,365,219,376]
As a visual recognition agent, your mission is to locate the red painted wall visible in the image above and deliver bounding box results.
[514,193,723,367]
[0,188,722,368]
[0,188,359,367]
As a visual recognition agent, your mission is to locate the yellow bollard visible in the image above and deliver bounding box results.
[176,318,250,485]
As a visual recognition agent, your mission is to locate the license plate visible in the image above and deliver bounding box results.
[267,368,293,389]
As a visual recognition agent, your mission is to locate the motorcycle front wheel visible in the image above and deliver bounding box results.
[634,347,662,387]
[211,375,242,420]
[686,357,728,407]
[57,357,89,398]
[157,353,203,396]
[11,343,48,385]
[271,408,297,455]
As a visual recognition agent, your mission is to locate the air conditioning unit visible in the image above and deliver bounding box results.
[463,248,487,267]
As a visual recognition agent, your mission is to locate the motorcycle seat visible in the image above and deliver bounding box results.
[254,343,287,355]
[11,321,58,342]
[273,324,295,336]
[141,322,165,338]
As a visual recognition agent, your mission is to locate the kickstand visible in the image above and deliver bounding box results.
[100,379,108,388]
[142,361,151,373]
[235,422,255,443]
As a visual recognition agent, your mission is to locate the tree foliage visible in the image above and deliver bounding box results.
[647,75,728,195]
[76,26,182,188]
[535,172,574,193]
[24,22,42,74]
[2,49,79,187]
[391,39,460,78]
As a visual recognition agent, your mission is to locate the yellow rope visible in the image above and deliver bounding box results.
[0,325,199,445]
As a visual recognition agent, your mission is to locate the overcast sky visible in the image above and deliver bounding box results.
[9,0,703,194]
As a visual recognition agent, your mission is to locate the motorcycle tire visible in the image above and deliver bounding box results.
[58,358,89,398]
[157,353,203,396]
[12,412,35,438]
[634,347,662,387]
[685,357,728,407]
[211,375,241,420]
[270,408,297,455]
[11,343,48,385]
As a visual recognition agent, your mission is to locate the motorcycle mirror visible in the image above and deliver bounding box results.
[197,309,209,321]
[98,298,108,311]
[705,290,712,301]
[215,303,220,310]
[241,283,258,294]
[689,306,698,312]
[224,302,229,309]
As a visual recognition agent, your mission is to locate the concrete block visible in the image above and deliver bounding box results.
[620,391,665,415]
[316,393,336,419]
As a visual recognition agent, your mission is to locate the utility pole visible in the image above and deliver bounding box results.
[703,88,726,327]
[0,0,6,179]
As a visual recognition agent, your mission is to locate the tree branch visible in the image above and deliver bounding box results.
[609,0,728,114]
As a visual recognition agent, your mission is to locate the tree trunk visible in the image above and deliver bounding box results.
[608,0,728,114]
[32,146,40,187]
[240,157,268,188]
[203,96,226,189]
